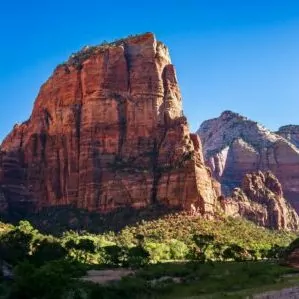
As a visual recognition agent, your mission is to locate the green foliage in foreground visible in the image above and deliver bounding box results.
[0,214,296,266]
[103,261,299,299]
[0,214,298,298]
[3,260,299,299]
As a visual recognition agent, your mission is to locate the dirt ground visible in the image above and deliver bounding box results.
[253,286,299,299]
[80,269,135,285]
[80,268,299,298]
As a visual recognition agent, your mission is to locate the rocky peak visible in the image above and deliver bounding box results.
[219,110,247,121]
[197,111,299,212]
[0,33,218,216]
[198,111,282,158]
[278,125,299,132]
[277,125,299,148]
[57,33,171,72]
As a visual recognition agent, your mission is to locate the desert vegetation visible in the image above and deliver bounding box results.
[0,214,298,298]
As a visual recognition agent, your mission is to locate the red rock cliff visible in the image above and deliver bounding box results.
[0,33,218,215]
[221,171,299,230]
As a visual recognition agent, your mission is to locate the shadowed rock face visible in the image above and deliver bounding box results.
[0,151,35,214]
[197,111,299,211]
[221,171,299,230]
[0,33,218,215]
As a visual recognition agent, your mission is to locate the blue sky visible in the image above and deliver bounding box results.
[1,1,299,141]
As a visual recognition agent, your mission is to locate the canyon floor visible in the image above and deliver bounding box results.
[253,286,299,299]
[75,261,299,298]
[79,267,299,298]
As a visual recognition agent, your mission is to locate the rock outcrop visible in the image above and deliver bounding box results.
[221,171,299,230]
[197,111,299,211]
[0,33,218,215]
[277,125,299,149]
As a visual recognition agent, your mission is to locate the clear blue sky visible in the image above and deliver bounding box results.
[1,1,299,141]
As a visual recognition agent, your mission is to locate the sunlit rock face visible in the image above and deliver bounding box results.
[198,111,299,211]
[0,33,218,215]
[221,171,299,230]
[277,125,299,149]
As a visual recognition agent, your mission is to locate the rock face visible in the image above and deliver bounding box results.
[0,150,35,214]
[221,171,299,230]
[277,125,299,149]
[197,111,299,211]
[0,188,8,212]
[0,33,218,215]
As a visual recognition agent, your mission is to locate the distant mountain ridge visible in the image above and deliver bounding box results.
[277,125,299,148]
[197,110,299,211]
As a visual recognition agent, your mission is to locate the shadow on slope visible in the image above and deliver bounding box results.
[0,204,181,235]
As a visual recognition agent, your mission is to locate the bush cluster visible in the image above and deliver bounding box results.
[0,214,296,298]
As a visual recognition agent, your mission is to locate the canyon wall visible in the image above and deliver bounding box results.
[0,33,218,215]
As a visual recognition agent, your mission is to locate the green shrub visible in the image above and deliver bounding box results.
[223,244,250,261]
[31,238,67,265]
[103,245,127,266]
[126,246,150,268]
[10,261,70,299]
[144,242,171,263]
[0,229,33,265]
[169,239,189,260]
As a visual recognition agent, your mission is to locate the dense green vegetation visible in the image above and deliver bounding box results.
[0,213,298,298]
[85,261,299,299]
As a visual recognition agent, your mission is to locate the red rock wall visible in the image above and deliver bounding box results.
[221,171,299,230]
[0,33,218,214]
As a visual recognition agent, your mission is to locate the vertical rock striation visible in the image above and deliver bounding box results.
[0,33,218,215]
